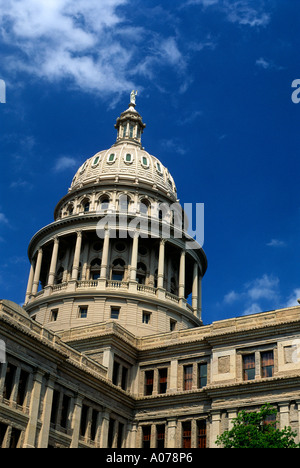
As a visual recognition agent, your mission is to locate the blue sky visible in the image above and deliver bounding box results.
[0,0,300,325]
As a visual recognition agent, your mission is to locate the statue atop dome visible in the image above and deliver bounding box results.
[130,90,138,106]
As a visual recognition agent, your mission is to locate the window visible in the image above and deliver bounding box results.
[141,156,149,168]
[99,196,110,211]
[92,155,100,167]
[198,363,207,388]
[50,309,59,322]
[90,258,101,280]
[129,125,134,138]
[197,421,207,448]
[261,351,274,378]
[60,394,71,429]
[107,153,116,163]
[143,426,151,448]
[158,368,168,394]
[184,365,193,390]
[142,311,151,324]
[170,319,177,332]
[243,354,255,381]
[112,259,125,281]
[155,161,163,174]
[80,404,89,438]
[78,306,88,319]
[121,366,128,391]
[84,201,90,212]
[3,363,17,400]
[157,425,165,449]
[124,153,133,163]
[16,369,30,406]
[112,361,120,385]
[137,262,147,285]
[182,422,191,449]
[145,370,154,396]
[111,307,120,320]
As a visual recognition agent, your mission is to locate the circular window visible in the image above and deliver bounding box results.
[93,242,102,252]
[115,242,126,252]
[138,245,148,256]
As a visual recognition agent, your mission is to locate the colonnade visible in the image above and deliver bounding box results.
[25,230,203,320]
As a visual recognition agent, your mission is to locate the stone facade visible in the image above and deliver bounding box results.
[1,299,300,448]
[1,97,300,448]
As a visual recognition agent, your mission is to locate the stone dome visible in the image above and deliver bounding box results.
[69,95,177,201]
[70,144,177,200]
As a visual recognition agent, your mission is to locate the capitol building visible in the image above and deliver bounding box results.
[1,95,300,449]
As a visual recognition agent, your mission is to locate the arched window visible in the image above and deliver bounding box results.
[84,201,90,212]
[140,199,150,216]
[56,267,64,285]
[137,262,147,285]
[112,258,125,281]
[67,204,74,216]
[99,196,110,211]
[90,258,101,280]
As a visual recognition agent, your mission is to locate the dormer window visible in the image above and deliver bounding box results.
[124,153,133,164]
[92,155,100,167]
[155,161,163,175]
[107,153,116,164]
[141,156,150,168]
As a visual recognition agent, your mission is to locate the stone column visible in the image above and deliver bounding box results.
[25,264,35,303]
[168,359,178,394]
[32,248,43,296]
[99,410,110,448]
[37,377,55,448]
[130,232,139,283]
[192,262,198,316]
[71,231,82,281]
[198,276,202,321]
[279,403,290,430]
[47,237,60,287]
[166,419,177,448]
[70,395,83,448]
[179,249,186,307]
[23,370,44,448]
[100,229,110,284]
[157,239,165,294]
[210,411,221,448]
[227,410,237,431]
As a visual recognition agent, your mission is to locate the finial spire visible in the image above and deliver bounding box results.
[114,91,146,148]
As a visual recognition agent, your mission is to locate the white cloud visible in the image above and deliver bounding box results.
[224,290,240,304]
[267,238,286,247]
[223,274,280,316]
[286,289,300,308]
[183,0,271,28]
[0,0,192,99]
[224,1,270,27]
[53,156,78,172]
[245,274,279,301]
[0,213,9,225]
[242,303,262,316]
